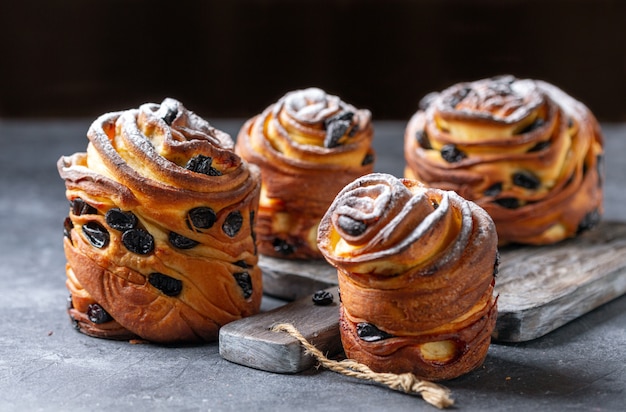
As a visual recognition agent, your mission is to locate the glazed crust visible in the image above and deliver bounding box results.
[58,98,262,343]
[235,88,375,259]
[404,75,604,245]
[317,173,499,381]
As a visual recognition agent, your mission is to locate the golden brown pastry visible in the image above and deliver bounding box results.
[405,75,604,245]
[57,98,262,343]
[235,87,375,259]
[317,173,499,381]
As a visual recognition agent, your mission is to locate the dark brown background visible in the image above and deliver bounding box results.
[1,0,624,121]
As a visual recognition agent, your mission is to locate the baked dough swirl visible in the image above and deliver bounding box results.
[317,173,499,381]
[405,75,604,245]
[236,87,375,259]
[57,98,262,343]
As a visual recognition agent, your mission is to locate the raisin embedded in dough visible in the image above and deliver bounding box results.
[356,322,394,342]
[233,272,253,299]
[122,228,154,255]
[87,303,113,324]
[82,222,109,249]
[105,208,138,231]
[169,231,199,249]
[148,273,183,297]
[222,211,243,237]
[187,207,217,230]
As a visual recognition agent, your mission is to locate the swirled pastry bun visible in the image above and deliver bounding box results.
[57,98,262,343]
[235,87,375,259]
[317,173,499,381]
[405,75,604,245]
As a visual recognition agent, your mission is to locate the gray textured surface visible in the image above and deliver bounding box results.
[0,119,624,411]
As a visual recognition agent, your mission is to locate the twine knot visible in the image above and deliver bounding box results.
[395,372,420,392]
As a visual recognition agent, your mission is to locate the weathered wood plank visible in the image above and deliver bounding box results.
[219,287,342,373]
[493,220,626,342]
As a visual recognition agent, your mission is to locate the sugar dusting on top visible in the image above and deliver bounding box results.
[439,76,544,123]
[281,87,347,124]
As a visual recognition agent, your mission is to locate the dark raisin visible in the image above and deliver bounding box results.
[234,260,252,269]
[233,272,253,299]
[249,211,256,238]
[440,144,466,163]
[361,152,375,166]
[169,231,199,249]
[512,171,541,189]
[327,111,354,122]
[517,118,545,134]
[186,154,222,176]
[493,251,501,277]
[187,207,217,229]
[567,117,574,128]
[148,273,183,296]
[418,92,438,111]
[527,140,551,152]
[356,322,394,342]
[312,290,334,306]
[431,200,439,209]
[72,198,97,215]
[325,120,351,148]
[82,221,109,248]
[597,154,605,187]
[416,130,432,149]
[105,208,138,231]
[446,87,471,108]
[162,107,178,125]
[577,209,601,234]
[494,198,521,209]
[87,303,113,324]
[223,211,243,237]
[63,217,74,239]
[250,211,257,254]
[484,182,503,197]
[71,316,80,330]
[324,111,354,148]
[337,215,367,236]
[348,123,360,137]
[273,238,295,255]
[122,228,154,254]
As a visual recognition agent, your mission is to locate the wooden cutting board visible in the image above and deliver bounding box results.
[219,220,626,373]
[219,287,341,374]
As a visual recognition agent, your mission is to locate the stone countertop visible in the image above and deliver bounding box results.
[1,119,624,411]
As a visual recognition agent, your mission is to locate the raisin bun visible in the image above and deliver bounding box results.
[317,173,499,381]
[57,98,262,343]
[405,75,604,245]
[235,87,375,259]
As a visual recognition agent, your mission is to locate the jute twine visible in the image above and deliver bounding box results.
[271,323,454,409]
